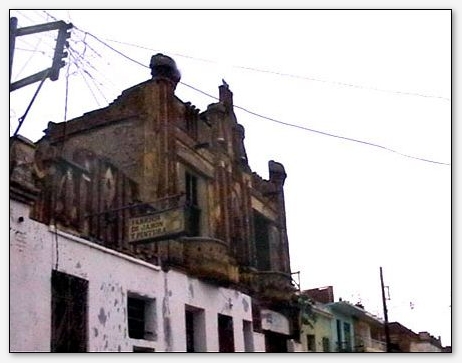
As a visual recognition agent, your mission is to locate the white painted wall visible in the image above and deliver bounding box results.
[10,200,52,352]
[253,332,266,352]
[10,199,255,352]
[261,309,291,335]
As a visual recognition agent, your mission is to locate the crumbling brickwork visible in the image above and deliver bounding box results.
[13,53,296,305]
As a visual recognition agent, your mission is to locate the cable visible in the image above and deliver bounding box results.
[101,35,450,103]
[14,47,49,56]
[76,28,149,69]
[102,37,217,65]
[234,65,451,103]
[69,44,113,102]
[179,82,450,166]
[14,38,44,80]
[64,51,71,121]
[42,10,58,22]
[12,68,51,139]
[69,49,110,104]
[71,59,102,108]
[68,44,118,89]
[70,31,453,166]
[20,22,451,167]
[72,29,104,59]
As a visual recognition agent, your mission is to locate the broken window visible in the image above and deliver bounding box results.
[218,314,235,352]
[127,295,156,341]
[51,270,88,352]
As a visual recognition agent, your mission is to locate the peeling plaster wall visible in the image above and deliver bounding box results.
[261,309,291,335]
[10,200,52,352]
[10,199,256,352]
[165,270,253,352]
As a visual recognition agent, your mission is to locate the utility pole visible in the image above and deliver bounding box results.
[9,17,73,92]
[380,266,392,352]
[10,17,18,85]
[9,16,73,140]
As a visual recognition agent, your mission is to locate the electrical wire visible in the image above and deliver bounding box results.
[101,35,450,103]
[14,47,49,56]
[68,49,110,104]
[68,30,453,166]
[70,56,102,108]
[179,82,450,166]
[234,65,451,103]
[64,50,71,121]
[68,43,118,89]
[79,28,148,69]
[12,14,450,167]
[14,38,44,80]
[12,68,51,139]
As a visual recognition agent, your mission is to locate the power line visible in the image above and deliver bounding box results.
[69,54,103,108]
[101,35,450,103]
[179,82,450,166]
[12,68,51,139]
[14,38,44,79]
[15,19,449,167]
[68,44,118,89]
[64,51,71,121]
[233,65,450,103]
[68,48,109,103]
[76,28,148,69]
[65,29,452,166]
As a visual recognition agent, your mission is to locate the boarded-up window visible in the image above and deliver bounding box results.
[51,271,88,352]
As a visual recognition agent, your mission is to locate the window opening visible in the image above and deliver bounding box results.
[185,171,201,236]
[218,314,235,352]
[127,295,156,341]
[51,270,88,352]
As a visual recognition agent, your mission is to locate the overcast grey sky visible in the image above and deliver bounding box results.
[8,7,453,347]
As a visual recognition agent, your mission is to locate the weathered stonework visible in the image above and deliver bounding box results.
[11,54,297,316]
